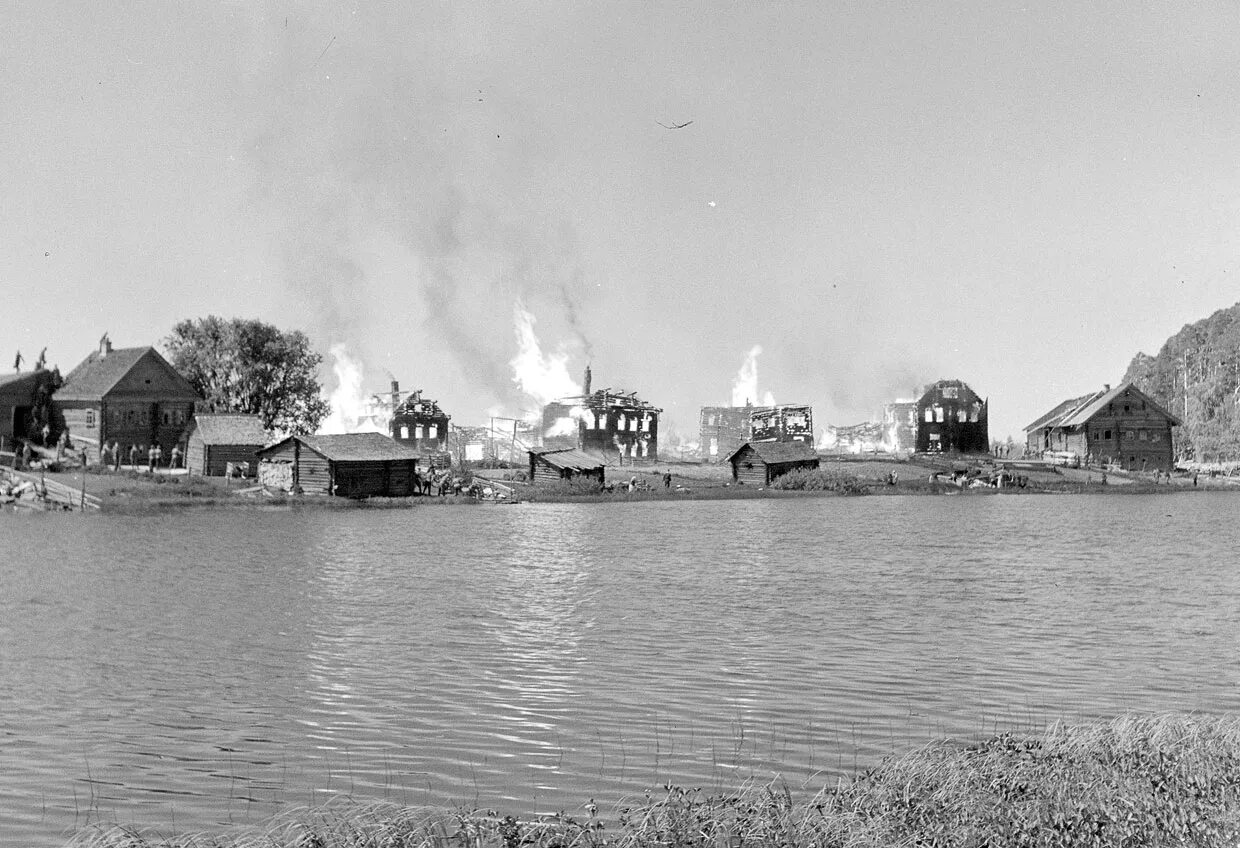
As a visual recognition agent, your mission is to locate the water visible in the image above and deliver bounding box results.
[2,494,1239,845]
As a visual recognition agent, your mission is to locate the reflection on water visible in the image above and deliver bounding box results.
[2,494,1240,845]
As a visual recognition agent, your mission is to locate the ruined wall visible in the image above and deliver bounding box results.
[751,405,814,443]
[699,406,752,461]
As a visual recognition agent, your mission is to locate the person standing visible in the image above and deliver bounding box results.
[663,470,672,489]
[170,444,182,470]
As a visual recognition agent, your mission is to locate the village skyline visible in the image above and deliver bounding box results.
[6,2,1240,443]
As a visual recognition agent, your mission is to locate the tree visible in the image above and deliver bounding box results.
[164,317,331,435]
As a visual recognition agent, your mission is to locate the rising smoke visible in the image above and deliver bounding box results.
[731,345,776,408]
[238,8,598,424]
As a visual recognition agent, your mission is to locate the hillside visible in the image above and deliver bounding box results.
[1123,301,1240,461]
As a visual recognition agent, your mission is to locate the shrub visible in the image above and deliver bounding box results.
[768,467,868,494]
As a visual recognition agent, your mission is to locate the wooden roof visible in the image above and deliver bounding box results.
[724,440,819,465]
[57,346,200,402]
[259,432,422,462]
[1025,382,1181,432]
[190,414,269,445]
[529,448,605,472]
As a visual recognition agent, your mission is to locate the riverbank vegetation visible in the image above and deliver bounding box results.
[70,713,1240,848]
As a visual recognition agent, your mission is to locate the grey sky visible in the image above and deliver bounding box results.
[5,1,1239,440]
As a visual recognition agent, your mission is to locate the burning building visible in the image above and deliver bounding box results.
[699,404,754,462]
[883,401,918,453]
[699,402,815,462]
[751,404,814,443]
[541,367,661,461]
[915,379,988,454]
[387,382,451,454]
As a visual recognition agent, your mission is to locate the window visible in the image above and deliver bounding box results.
[85,410,96,427]
[924,408,933,422]
[709,437,718,456]
[428,425,437,439]
[1139,430,1148,441]
[163,412,171,425]
[1104,430,1112,440]
[127,410,135,424]
[1126,430,1135,440]
[1151,431,1162,442]
[400,425,409,439]
[942,386,958,399]
[1124,405,1130,413]
[935,407,944,423]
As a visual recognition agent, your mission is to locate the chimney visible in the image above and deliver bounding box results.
[390,380,400,398]
[583,364,592,396]
[99,333,112,357]
[1104,383,1111,392]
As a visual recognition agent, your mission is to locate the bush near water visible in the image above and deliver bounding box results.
[72,714,1240,848]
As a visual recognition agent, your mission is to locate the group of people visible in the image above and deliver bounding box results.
[99,441,183,472]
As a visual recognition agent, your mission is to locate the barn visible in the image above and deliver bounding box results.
[528,448,606,485]
[256,432,421,497]
[725,440,820,485]
[184,414,269,476]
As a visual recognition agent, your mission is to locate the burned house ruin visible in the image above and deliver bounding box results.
[542,367,661,461]
[751,404,814,443]
[386,381,451,455]
[915,379,988,454]
[699,403,815,462]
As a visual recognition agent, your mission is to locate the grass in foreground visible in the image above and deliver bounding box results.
[69,714,1240,848]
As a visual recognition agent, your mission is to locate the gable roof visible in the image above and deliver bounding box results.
[258,432,421,462]
[0,371,41,393]
[1025,382,1181,432]
[529,448,605,472]
[1024,392,1100,432]
[190,414,269,445]
[724,440,819,465]
[56,346,200,402]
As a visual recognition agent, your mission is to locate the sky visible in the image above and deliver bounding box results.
[4,1,1240,442]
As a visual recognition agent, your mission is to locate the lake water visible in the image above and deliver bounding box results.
[2,493,1239,846]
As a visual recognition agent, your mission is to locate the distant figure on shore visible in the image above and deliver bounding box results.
[170,444,182,469]
[12,350,22,372]
[1193,472,1199,487]
[40,423,50,446]
[111,442,121,471]
[129,444,139,468]
[663,470,672,488]
[628,475,637,493]
[154,444,164,469]
[147,445,157,472]
[56,430,67,460]
[35,347,46,371]
[21,441,32,470]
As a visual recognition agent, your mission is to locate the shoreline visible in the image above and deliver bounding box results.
[1,455,1223,513]
[69,713,1240,848]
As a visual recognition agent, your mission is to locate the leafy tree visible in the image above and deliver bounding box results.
[164,317,331,436]
[1123,301,1240,461]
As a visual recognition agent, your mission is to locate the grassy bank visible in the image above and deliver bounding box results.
[70,714,1240,847]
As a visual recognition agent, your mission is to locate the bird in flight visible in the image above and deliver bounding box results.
[657,120,694,129]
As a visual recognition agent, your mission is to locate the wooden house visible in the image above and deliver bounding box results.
[185,414,269,476]
[256,432,422,497]
[528,448,606,484]
[0,370,59,452]
[54,336,200,460]
[915,380,988,453]
[725,440,820,485]
[1024,382,1180,471]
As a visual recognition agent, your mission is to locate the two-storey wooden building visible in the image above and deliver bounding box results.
[1024,382,1180,470]
[54,337,200,459]
[915,380,989,454]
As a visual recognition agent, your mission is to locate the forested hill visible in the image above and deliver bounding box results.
[1123,301,1240,461]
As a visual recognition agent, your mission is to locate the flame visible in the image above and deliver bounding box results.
[318,343,389,435]
[731,345,775,407]
[545,406,587,438]
[511,306,580,412]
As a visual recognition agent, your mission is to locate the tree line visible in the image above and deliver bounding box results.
[1123,301,1240,462]
[164,317,331,436]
